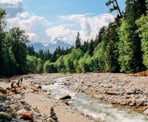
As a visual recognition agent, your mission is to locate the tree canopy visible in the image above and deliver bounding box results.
[0,0,148,76]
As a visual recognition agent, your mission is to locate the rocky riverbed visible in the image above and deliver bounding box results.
[0,74,94,122]
[0,73,148,122]
[65,73,148,112]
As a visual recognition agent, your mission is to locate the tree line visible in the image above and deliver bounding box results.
[0,0,148,76]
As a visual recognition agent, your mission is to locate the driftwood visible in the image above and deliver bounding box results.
[132,71,148,76]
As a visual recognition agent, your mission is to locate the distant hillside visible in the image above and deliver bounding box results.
[28,40,72,53]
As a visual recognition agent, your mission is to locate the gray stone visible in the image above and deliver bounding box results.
[0,112,12,121]
[59,94,71,100]
[143,109,148,115]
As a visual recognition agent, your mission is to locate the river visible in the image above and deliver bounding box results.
[41,76,148,122]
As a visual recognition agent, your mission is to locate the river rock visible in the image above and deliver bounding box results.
[0,87,7,94]
[0,112,12,121]
[20,112,33,121]
[59,94,71,100]
[17,109,33,121]
[0,103,7,111]
[0,94,7,101]
[105,90,119,95]
[143,108,148,115]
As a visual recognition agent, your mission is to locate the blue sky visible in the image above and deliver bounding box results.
[0,0,125,45]
[22,0,125,21]
[23,0,110,20]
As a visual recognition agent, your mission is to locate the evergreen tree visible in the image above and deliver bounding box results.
[136,0,148,69]
[55,56,65,72]
[75,32,81,48]
[106,0,123,17]
[63,54,73,72]
[43,60,57,73]
[117,0,146,72]
[88,39,95,56]
[77,52,91,72]
[104,22,120,72]
[28,46,37,56]
[0,9,6,75]
[8,27,29,74]
[97,26,107,43]
[92,41,106,72]
[26,55,38,73]
[51,46,62,62]
[81,41,89,53]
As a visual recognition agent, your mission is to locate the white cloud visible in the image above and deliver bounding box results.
[46,25,77,44]
[1,0,114,45]
[0,0,23,17]
[47,13,114,44]
[17,12,30,18]
[0,0,51,44]
[6,14,52,44]
[0,0,22,3]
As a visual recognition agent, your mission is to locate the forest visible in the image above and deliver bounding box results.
[0,0,148,76]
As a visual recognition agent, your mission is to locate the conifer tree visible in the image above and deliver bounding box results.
[0,9,6,75]
[136,0,148,69]
[106,0,123,17]
[117,0,146,72]
[75,32,81,48]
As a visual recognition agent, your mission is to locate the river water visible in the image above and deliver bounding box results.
[41,77,148,122]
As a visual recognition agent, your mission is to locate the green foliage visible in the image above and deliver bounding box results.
[0,11,29,76]
[0,8,6,34]
[51,46,65,62]
[104,23,120,72]
[26,55,43,73]
[28,46,37,56]
[55,56,65,72]
[77,52,91,72]
[26,55,37,73]
[0,8,6,75]
[92,41,107,72]
[91,22,119,72]
[117,19,134,72]
[75,32,81,48]
[0,0,148,75]
[36,58,43,73]
[43,60,57,73]
[106,0,123,17]
[117,0,146,72]
[1,47,17,76]
[136,0,148,69]
[7,27,29,74]
[54,48,84,73]
[70,48,84,72]
[63,54,73,72]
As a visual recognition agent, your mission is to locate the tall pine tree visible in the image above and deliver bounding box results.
[0,9,6,75]
[136,0,148,69]
[117,0,146,72]
[75,32,81,48]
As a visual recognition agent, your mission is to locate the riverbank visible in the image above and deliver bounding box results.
[0,74,94,122]
[0,73,148,121]
[65,73,148,111]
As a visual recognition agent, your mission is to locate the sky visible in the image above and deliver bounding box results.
[0,0,125,45]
